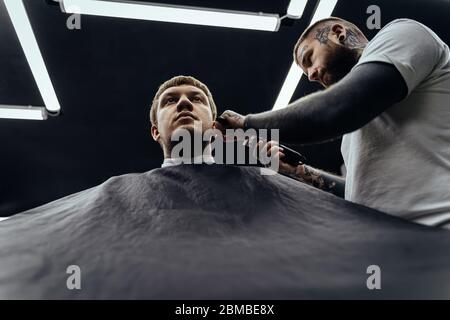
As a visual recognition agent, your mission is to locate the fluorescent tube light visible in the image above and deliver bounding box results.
[273,62,303,110]
[272,0,338,110]
[287,0,308,19]
[0,105,48,120]
[310,0,338,25]
[60,0,281,32]
[4,0,61,114]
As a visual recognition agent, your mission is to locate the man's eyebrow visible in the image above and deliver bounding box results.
[160,89,206,102]
[159,92,172,100]
[189,89,204,95]
[300,45,309,65]
[189,90,207,99]
[159,92,176,105]
[298,45,309,75]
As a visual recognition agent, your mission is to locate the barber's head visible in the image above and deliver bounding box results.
[150,75,217,156]
[293,17,368,88]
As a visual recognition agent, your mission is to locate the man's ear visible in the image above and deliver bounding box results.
[331,23,346,43]
[151,124,160,141]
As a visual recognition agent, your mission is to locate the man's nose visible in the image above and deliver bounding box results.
[307,67,320,82]
[176,96,194,112]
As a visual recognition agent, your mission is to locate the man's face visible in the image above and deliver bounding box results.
[151,85,214,152]
[296,31,359,88]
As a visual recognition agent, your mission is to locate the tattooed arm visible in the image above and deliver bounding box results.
[243,62,407,145]
[219,23,406,144]
[219,63,406,145]
[285,164,345,198]
[254,140,345,197]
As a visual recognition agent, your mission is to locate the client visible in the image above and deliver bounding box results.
[0,76,450,299]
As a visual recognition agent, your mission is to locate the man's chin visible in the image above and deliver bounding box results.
[172,124,203,137]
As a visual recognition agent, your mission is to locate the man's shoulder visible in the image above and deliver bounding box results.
[363,18,444,61]
[373,18,435,41]
[382,18,422,29]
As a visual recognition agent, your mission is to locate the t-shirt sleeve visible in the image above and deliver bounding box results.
[354,19,442,96]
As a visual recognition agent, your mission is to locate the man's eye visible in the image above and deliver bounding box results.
[193,96,202,102]
[302,52,312,68]
[303,57,311,68]
[166,98,175,104]
[307,53,314,66]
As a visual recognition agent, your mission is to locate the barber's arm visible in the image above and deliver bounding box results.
[220,62,407,197]
[251,139,346,198]
[221,62,407,144]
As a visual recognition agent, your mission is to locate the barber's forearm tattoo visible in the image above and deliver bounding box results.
[298,165,326,189]
[287,165,345,198]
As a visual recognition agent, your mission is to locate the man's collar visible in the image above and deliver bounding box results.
[161,155,215,168]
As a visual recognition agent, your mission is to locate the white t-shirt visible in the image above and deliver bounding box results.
[341,19,450,227]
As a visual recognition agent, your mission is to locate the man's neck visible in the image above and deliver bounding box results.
[162,143,214,167]
[163,143,212,159]
[161,151,214,168]
[351,37,368,58]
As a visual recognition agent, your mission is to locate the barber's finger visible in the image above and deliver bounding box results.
[267,145,284,157]
[267,145,277,157]
[218,111,233,128]
[264,140,279,153]
[219,110,245,129]
[266,140,279,147]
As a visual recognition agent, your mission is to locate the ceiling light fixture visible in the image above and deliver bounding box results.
[3,0,61,119]
[0,105,48,121]
[58,0,281,32]
[286,0,308,19]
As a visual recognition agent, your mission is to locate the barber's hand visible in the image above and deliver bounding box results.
[216,110,246,132]
[247,137,298,174]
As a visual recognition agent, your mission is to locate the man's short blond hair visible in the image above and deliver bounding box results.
[293,17,366,65]
[150,75,217,126]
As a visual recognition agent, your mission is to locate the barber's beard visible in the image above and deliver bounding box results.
[324,43,361,86]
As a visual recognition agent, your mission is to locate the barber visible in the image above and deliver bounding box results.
[217,18,450,228]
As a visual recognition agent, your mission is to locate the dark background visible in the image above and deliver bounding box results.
[1,0,449,217]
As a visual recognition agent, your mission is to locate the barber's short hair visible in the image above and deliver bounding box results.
[293,17,366,65]
[150,75,217,126]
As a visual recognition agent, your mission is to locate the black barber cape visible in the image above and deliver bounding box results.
[0,164,449,299]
